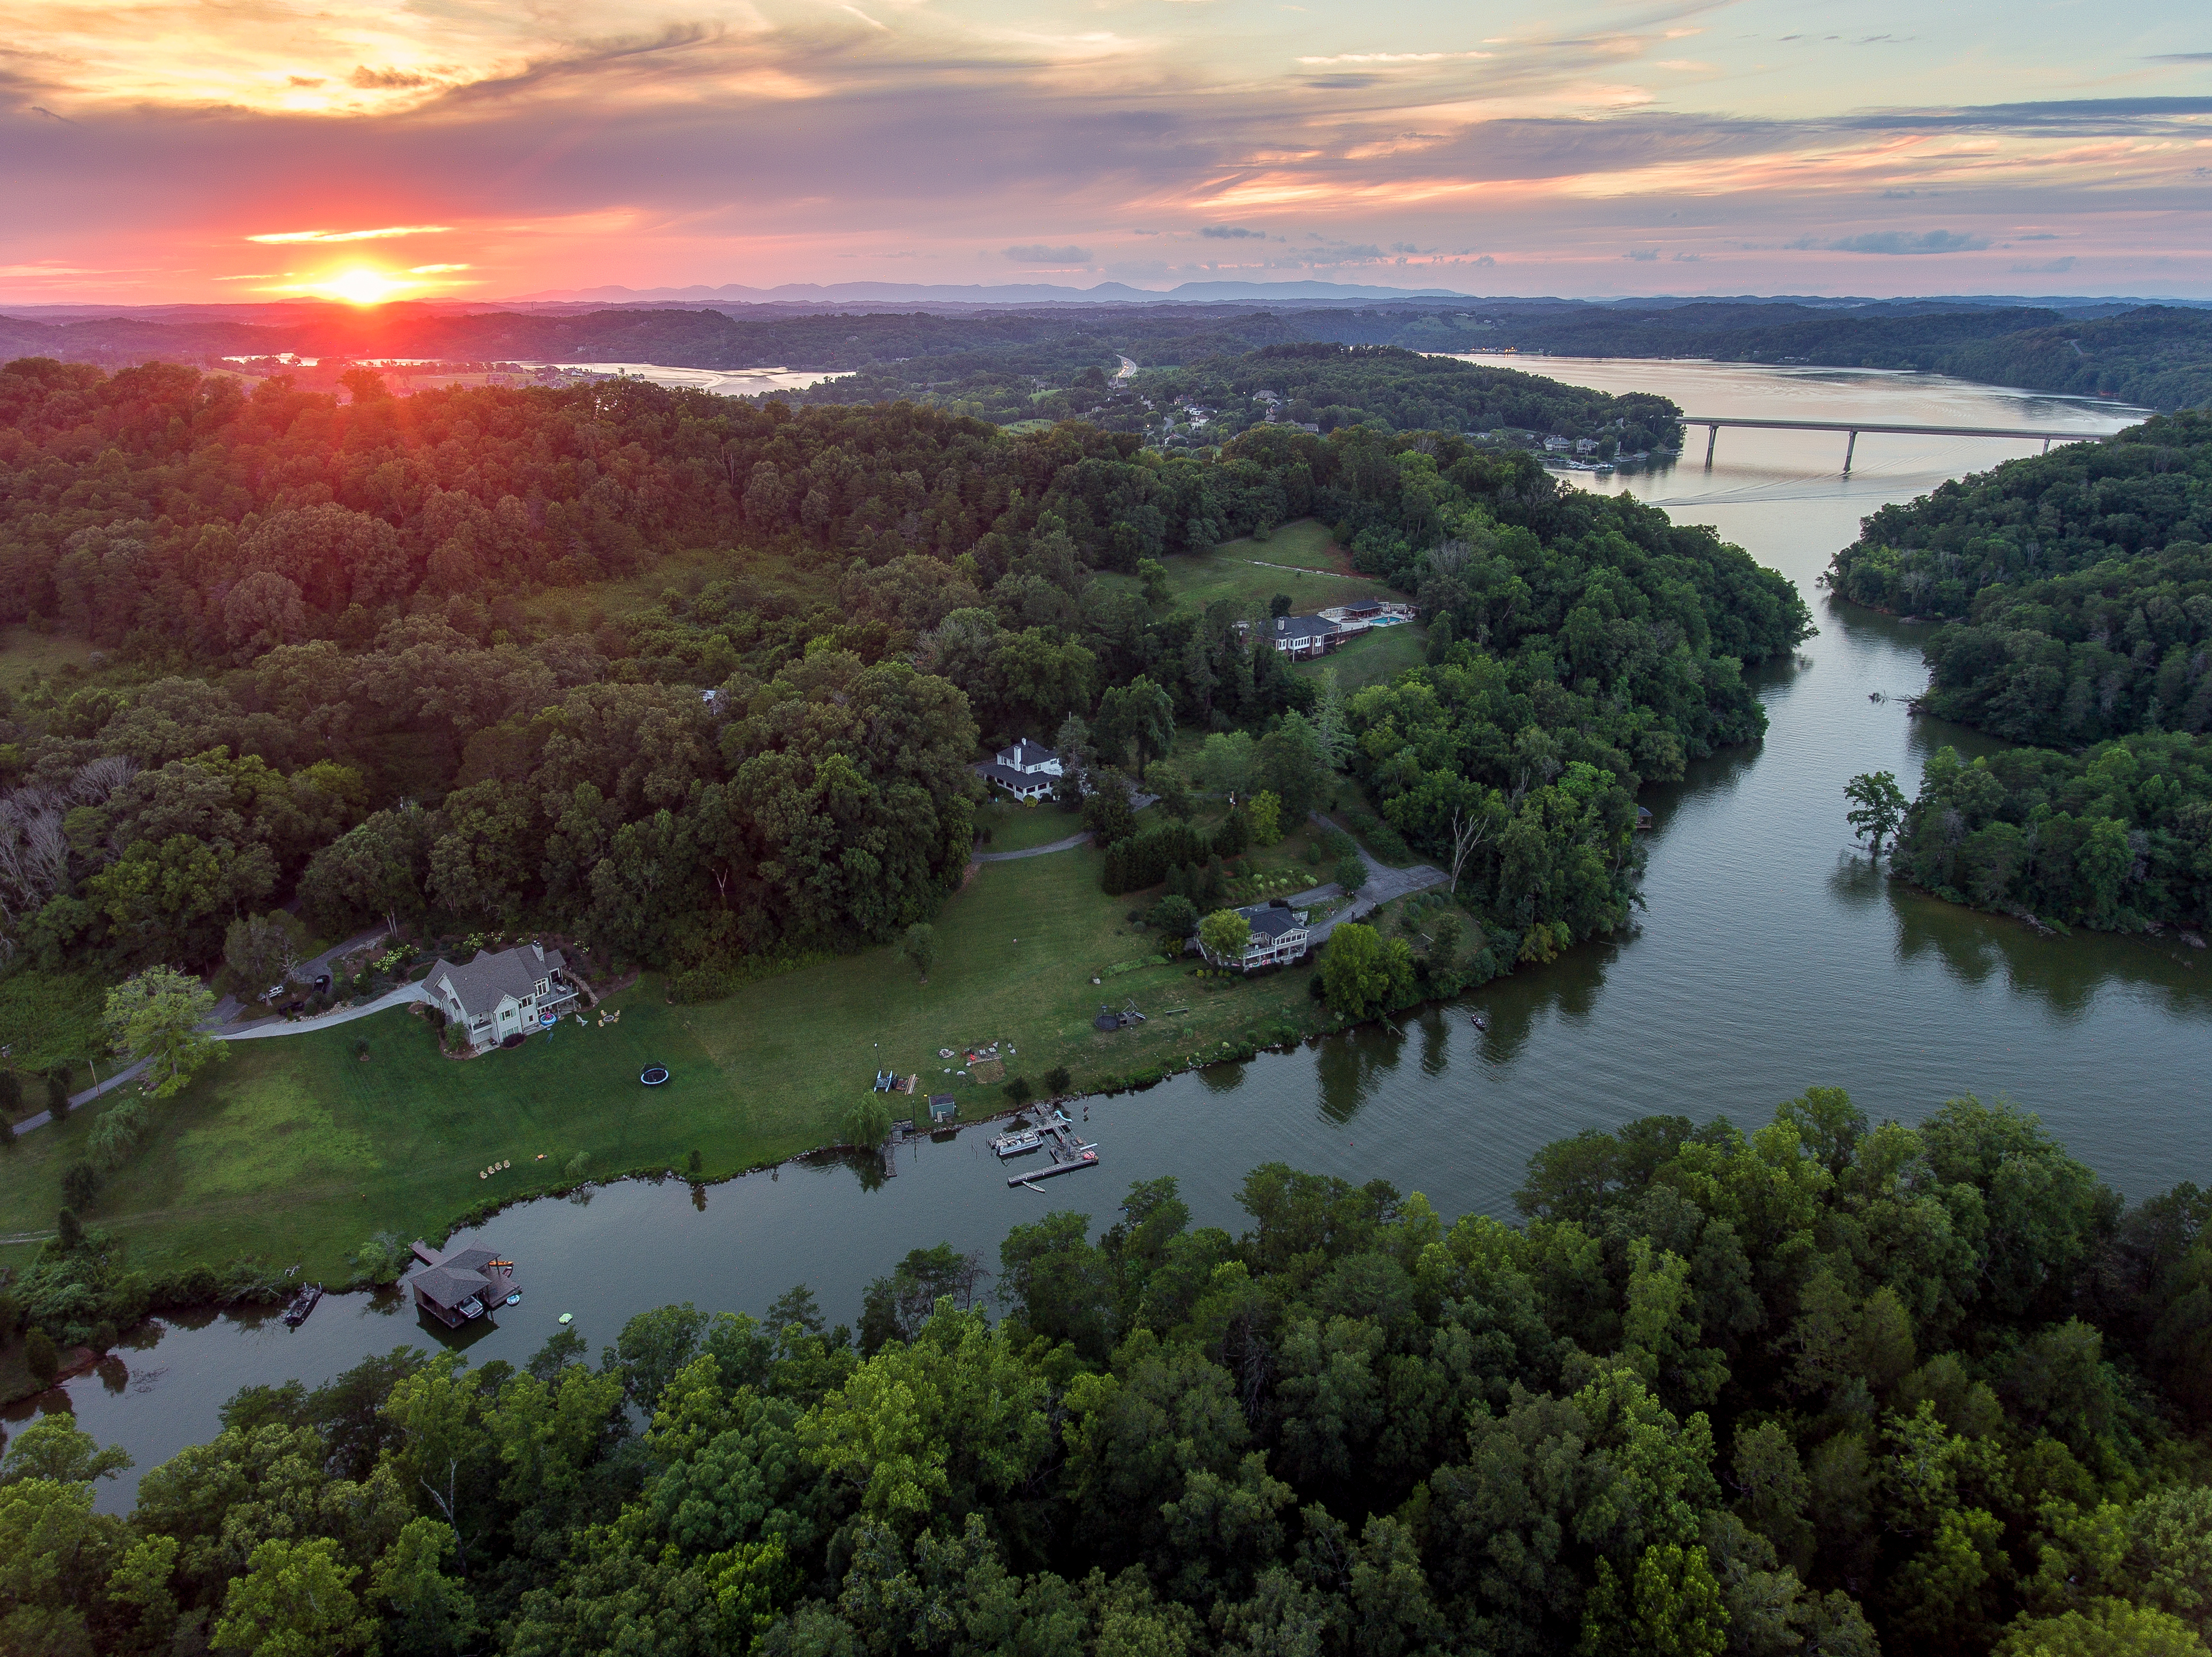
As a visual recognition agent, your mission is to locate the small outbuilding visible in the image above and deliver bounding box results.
[928,1094,958,1124]
[405,1240,519,1329]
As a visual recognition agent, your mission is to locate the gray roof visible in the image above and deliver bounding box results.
[975,761,1051,789]
[1273,614,1338,646]
[409,1264,492,1310]
[999,739,1056,768]
[427,942,565,1018]
[1239,903,1308,942]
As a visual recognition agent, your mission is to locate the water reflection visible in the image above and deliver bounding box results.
[1315,1023,1405,1124]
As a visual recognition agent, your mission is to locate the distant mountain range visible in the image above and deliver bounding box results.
[502,279,1475,306]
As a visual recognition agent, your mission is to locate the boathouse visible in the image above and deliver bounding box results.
[405,1240,519,1328]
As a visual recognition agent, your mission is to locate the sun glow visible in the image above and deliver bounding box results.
[318,267,409,305]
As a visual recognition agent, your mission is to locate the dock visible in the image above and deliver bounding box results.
[1006,1111,1100,1188]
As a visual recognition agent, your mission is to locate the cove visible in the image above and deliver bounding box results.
[14,358,2207,1511]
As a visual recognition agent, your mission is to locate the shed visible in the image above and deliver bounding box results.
[928,1094,957,1124]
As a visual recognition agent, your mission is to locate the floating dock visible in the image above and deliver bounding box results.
[1006,1111,1100,1187]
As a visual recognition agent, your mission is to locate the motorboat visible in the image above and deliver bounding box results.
[282,1283,323,1328]
[991,1126,1044,1159]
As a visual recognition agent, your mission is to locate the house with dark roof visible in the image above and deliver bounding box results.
[972,738,1064,801]
[424,941,579,1051]
[1197,901,1312,971]
[406,1239,519,1328]
[1264,613,1340,660]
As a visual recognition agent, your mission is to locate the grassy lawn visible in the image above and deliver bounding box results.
[1144,520,1409,615]
[1293,621,1428,691]
[1105,520,1428,678]
[513,545,831,625]
[0,625,100,691]
[973,797,1086,852]
[0,843,1347,1282]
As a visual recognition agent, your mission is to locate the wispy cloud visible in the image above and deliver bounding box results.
[1812,230,1991,255]
[247,226,451,244]
[7,0,2211,302]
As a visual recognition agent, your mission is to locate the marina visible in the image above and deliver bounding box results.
[1004,1110,1100,1187]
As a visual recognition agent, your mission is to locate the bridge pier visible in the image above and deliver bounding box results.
[1843,430,1857,474]
[1704,424,1717,468]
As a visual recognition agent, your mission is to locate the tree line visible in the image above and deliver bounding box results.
[0,355,1799,988]
[5,1093,2210,1656]
[1824,410,2211,934]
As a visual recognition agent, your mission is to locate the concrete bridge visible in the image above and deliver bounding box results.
[1680,415,2111,473]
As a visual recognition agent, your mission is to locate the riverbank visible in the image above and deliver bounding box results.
[0,815,1481,1303]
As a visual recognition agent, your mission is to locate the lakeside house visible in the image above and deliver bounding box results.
[1239,599,1414,661]
[405,1239,519,1328]
[425,941,580,1051]
[972,738,1063,801]
[1264,613,1341,660]
[1198,900,1313,971]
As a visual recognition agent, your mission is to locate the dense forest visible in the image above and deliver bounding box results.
[5,1094,2211,1656]
[1894,736,2212,931]
[14,294,2208,420]
[1823,412,2212,933]
[1827,411,2212,743]
[1124,345,1682,453]
[0,352,1800,984]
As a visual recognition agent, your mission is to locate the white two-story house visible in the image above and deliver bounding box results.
[424,941,580,1050]
[972,739,1064,802]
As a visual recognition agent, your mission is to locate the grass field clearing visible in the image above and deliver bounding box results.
[0,826,1368,1282]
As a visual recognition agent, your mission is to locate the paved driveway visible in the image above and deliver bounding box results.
[1293,815,1448,946]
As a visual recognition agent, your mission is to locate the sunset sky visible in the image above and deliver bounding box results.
[4,0,2209,305]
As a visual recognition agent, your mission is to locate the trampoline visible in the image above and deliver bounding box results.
[640,1065,671,1086]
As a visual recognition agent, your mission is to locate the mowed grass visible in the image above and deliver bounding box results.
[1294,620,1429,691]
[1108,520,1428,673]
[1161,520,1398,612]
[973,797,1085,851]
[0,846,1337,1280]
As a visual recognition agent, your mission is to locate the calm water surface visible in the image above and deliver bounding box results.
[19,360,2209,1508]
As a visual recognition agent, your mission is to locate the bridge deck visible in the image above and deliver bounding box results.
[1678,416,2105,440]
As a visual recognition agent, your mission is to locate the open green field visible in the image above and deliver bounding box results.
[1293,619,1429,691]
[1158,519,1406,614]
[0,625,100,692]
[1109,520,1428,682]
[0,826,1359,1282]
[513,544,830,625]
[973,796,1085,850]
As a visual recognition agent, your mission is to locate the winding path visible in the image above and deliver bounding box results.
[973,831,1093,862]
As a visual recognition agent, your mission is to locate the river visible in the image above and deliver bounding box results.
[14,359,2207,1510]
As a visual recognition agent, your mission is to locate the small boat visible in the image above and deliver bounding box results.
[504,1291,522,1306]
[1469,1012,1489,1031]
[991,1127,1044,1159]
[282,1283,323,1328]
[558,1312,574,1324]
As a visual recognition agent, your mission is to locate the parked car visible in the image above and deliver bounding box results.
[313,973,332,994]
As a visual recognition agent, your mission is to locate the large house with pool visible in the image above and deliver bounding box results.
[425,941,580,1050]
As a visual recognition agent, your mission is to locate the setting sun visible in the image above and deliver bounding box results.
[318,266,407,305]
